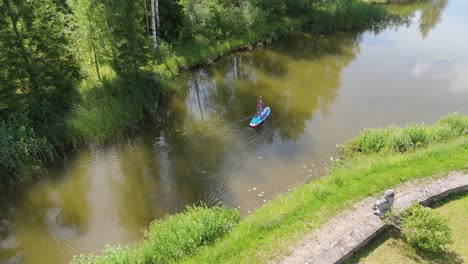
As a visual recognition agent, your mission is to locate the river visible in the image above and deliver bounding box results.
[1,0,467,263]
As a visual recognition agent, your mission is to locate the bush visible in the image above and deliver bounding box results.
[400,203,453,254]
[72,206,240,264]
[179,0,238,40]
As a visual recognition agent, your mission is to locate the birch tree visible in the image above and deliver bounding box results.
[156,0,160,32]
[151,0,158,50]
[144,0,149,33]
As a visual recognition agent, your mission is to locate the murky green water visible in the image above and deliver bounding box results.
[1,0,467,263]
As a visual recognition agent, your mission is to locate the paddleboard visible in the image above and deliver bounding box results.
[249,106,270,127]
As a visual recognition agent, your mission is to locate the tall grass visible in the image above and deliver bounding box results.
[0,112,57,188]
[66,74,165,143]
[72,206,240,264]
[343,113,468,156]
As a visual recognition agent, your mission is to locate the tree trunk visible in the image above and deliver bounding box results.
[93,47,101,82]
[144,0,149,34]
[151,0,157,50]
[155,0,160,34]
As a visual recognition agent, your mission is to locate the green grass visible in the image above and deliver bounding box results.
[72,207,240,264]
[342,113,468,156]
[346,192,468,264]
[65,74,166,143]
[178,137,467,264]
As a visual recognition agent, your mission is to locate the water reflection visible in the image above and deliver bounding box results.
[419,0,448,38]
[388,0,448,38]
[181,32,360,142]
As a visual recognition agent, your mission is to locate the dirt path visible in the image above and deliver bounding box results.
[272,172,468,264]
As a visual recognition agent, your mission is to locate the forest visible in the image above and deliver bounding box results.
[0,0,389,186]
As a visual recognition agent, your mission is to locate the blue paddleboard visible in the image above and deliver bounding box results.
[249,107,270,127]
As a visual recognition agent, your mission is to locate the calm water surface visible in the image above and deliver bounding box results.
[1,0,468,263]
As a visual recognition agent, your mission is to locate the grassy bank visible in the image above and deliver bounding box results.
[343,113,468,155]
[73,114,468,263]
[0,0,397,187]
[72,207,240,264]
[152,0,390,76]
[346,192,468,264]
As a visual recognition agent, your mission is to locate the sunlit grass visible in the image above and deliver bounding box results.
[72,207,240,264]
[342,113,468,155]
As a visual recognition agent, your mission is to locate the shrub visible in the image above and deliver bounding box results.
[72,206,240,264]
[399,203,453,254]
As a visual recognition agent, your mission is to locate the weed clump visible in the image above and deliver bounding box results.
[72,206,240,264]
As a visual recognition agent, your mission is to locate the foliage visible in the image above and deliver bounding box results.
[0,113,56,188]
[399,203,453,254]
[343,113,468,156]
[0,0,81,185]
[101,0,149,80]
[304,0,390,33]
[177,0,263,40]
[71,206,240,264]
[0,0,81,116]
[66,74,163,142]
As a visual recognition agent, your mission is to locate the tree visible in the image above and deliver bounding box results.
[68,0,114,83]
[102,0,148,80]
[0,0,81,118]
[151,0,158,50]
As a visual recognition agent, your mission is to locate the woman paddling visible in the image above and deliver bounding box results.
[256,96,264,114]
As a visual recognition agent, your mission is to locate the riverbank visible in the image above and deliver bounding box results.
[72,114,468,263]
[0,0,396,188]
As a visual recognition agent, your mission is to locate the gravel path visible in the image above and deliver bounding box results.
[272,172,468,264]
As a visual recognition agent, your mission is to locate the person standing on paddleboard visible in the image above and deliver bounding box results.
[257,96,264,114]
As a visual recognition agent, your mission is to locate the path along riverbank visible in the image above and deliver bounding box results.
[275,172,468,264]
